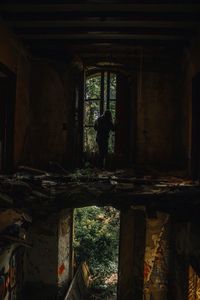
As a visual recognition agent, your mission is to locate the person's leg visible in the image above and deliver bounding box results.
[104,140,109,168]
[98,142,104,168]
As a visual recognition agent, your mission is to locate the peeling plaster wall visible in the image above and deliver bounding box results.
[24,215,59,299]
[24,211,74,299]
[0,244,24,299]
[144,214,200,300]
[58,210,73,297]
[0,24,30,167]
[136,62,186,170]
[144,213,170,299]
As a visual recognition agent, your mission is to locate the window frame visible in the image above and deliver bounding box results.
[84,69,117,153]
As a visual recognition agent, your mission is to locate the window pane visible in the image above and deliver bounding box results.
[108,132,115,153]
[85,100,100,126]
[86,73,101,99]
[110,73,116,100]
[104,72,107,102]
[84,127,98,153]
[110,100,116,122]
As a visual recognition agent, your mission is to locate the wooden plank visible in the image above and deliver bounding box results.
[14,27,195,36]
[1,3,200,13]
[18,33,188,40]
[65,262,90,300]
[7,20,200,29]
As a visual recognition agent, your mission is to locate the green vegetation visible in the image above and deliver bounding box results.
[74,206,120,298]
[84,72,117,154]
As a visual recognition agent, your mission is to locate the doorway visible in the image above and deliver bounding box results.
[191,73,200,179]
[0,64,16,173]
[83,70,117,164]
[74,206,120,299]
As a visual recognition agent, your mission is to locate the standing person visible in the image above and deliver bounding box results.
[94,110,115,168]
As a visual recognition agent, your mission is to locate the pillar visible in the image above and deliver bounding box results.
[118,208,146,300]
[24,209,73,300]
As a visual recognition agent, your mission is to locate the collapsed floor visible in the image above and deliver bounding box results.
[0,167,200,299]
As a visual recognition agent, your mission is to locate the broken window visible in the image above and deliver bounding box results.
[84,71,117,154]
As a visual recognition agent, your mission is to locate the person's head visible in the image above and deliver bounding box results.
[103,110,112,120]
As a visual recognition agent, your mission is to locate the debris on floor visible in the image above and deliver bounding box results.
[0,166,199,220]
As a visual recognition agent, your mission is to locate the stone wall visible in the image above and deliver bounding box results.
[24,215,58,299]
[58,210,73,297]
[24,210,74,300]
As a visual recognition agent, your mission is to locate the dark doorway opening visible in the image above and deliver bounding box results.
[82,67,133,169]
[0,64,16,173]
[191,72,200,180]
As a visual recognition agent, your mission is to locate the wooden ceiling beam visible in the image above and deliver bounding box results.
[18,33,189,41]
[14,27,195,36]
[1,3,200,13]
[26,42,184,52]
[6,20,200,30]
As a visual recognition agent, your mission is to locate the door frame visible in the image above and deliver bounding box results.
[0,63,16,173]
[83,68,117,165]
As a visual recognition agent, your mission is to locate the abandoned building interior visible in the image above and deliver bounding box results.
[1,1,200,299]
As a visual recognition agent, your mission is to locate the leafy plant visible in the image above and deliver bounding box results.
[74,206,120,295]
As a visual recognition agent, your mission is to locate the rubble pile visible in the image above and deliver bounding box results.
[0,166,199,233]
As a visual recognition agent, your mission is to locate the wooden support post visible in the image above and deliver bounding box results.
[118,208,146,300]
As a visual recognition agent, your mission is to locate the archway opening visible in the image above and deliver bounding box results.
[74,206,120,299]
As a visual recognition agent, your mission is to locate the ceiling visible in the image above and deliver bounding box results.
[0,1,200,61]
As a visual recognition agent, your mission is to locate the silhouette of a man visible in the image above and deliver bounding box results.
[94,110,114,168]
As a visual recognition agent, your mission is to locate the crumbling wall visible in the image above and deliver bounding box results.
[58,210,73,297]
[144,215,190,300]
[144,215,200,300]
[24,215,59,299]
[0,244,24,299]
[144,213,170,299]
[24,210,74,299]
[0,209,29,300]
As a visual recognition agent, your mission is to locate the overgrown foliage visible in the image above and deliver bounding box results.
[74,206,120,296]
[84,72,116,153]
